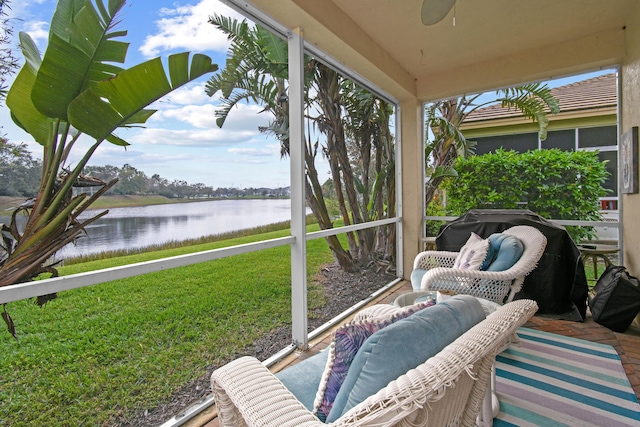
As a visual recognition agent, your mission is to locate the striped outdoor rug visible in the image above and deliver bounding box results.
[495,327,640,427]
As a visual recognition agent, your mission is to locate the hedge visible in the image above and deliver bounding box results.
[441,149,609,241]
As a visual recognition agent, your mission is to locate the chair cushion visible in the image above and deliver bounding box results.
[410,268,427,290]
[314,301,434,421]
[482,233,524,271]
[453,232,489,270]
[326,295,486,422]
[276,348,329,410]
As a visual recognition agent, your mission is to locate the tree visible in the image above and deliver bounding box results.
[341,82,396,261]
[205,15,355,270]
[424,85,560,208]
[0,0,18,104]
[206,15,396,272]
[0,138,41,196]
[0,0,217,337]
[115,163,149,195]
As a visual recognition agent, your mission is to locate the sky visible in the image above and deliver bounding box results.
[2,0,296,189]
[2,1,616,190]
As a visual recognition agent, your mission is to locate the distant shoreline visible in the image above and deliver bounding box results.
[0,194,288,212]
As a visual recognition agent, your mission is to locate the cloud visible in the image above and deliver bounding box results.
[125,127,258,147]
[160,83,212,106]
[156,104,220,129]
[139,0,242,57]
[6,0,47,21]
[154,101,270,133]
[21,20,49,49]
[228,145,280,157]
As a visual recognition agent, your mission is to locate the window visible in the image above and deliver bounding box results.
[578,126,617,148]
[474,133,538,155]
[543,129,575,151]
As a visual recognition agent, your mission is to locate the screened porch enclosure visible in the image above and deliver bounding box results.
[2,0,640,426]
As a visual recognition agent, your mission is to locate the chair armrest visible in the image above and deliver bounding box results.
[413,250,458,270]
[353,304,399,321]
[420,267,519,303]
[212,356,325,427]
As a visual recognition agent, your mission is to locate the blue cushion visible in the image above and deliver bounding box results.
[483,234,524,272]
[276,349,329,410]
[315,301,433,421]
[410,268,427,290]
[325,295,486,422]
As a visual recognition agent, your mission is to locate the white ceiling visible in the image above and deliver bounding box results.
[334,0,631,77]
[248,0,638,100]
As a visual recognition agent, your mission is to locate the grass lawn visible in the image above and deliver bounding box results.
[0,224,333,426]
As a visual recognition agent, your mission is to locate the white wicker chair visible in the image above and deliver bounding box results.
[415,225,547,304]
[211,299,538,427]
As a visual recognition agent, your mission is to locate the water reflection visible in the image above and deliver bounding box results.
[0,199,304,259]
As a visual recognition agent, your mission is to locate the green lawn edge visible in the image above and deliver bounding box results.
[0,223,333,426]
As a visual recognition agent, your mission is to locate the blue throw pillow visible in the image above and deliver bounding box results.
[314,301,433,421]
[483,234,524,272]
[325,295,486,422]
[276,349,329,411]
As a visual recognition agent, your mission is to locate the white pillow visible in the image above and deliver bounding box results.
[453,232,489,270]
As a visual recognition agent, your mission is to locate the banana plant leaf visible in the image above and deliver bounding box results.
[32,0,128,120]
[6,33,50,145]
[68,53,218,143]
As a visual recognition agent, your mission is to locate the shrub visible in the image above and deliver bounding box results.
[442,149,609,241]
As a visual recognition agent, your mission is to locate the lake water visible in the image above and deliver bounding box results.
[1,199,305,259]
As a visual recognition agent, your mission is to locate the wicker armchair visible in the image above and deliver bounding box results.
[414,225,547,304]
[211,299,538,427]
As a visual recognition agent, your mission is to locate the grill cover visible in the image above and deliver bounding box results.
[435,209,587,321]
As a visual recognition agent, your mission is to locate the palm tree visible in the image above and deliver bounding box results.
[206,15,361,272]
[424,85,560,208]
[207,15,401,273]
[0,0,218,337]
[341,83,396,260]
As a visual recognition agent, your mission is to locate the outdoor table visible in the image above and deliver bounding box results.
[577,244,619,282]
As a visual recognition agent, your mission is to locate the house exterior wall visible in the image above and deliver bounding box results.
[621,3,640,273]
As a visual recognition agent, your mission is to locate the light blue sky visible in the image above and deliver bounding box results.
[2,1,615,189]
[3,0,294,189]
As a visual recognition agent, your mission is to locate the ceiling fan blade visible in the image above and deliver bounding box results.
[421,0,456,26]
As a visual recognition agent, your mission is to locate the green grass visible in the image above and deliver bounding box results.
[0,224,334,426]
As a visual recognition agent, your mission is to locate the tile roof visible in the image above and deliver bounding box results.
[464,73,617,123]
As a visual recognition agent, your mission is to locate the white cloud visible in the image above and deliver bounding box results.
[126,127,257,147]
[228,145,279,157]
[139,0,242,57]
[160,83,212,105]
[154,101,270,133]
[5,0,47,21]
[22,21,49,49]
[157,104,220,129]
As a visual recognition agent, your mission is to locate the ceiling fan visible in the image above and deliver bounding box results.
[421,0,457,26]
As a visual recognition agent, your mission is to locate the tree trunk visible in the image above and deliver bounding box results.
[304,139,358,272]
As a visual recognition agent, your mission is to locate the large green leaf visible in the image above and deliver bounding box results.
[257,26,287,71]
[68,54,218,143]
[32,0,128,120]
[6,33,51,145]
[49,0,85,43]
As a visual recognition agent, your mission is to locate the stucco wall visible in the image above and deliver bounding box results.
[621,3,640,273]
[400,98,423,279]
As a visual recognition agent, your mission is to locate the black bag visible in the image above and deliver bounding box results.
[588,265,640,332]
